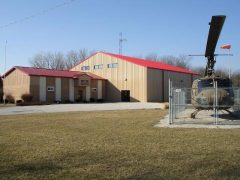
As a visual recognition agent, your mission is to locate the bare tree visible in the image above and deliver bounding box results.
[65,50,80,69]
[145,53,159,61]
[145,53,191,69]
[192,66,230,78]
[49,52,65,70]
[30,52,65,70]
[215,68,228,78]
[30,48,94,70]
[232,71,240,87]
[65,49,92,69]
[29,53,49,69]
[160,55,191,69]
[78,48,89,60]
[191,66,205,76]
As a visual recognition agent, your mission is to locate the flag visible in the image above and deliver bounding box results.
[221,44,231,49]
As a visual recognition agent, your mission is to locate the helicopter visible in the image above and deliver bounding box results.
[190,15,234,119]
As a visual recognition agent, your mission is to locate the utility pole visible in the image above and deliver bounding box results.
[119,32,127,55]
[3,40,7,105]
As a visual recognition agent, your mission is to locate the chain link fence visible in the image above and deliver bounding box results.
[168,79,240,125]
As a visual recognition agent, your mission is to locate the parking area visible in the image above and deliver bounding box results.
[0,102,162,115]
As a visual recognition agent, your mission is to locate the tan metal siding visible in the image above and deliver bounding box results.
[147,68,163,102]
[69,79,74,102]
[30,76,40,102]
[71,53,147,102]
[61,78,69,102]
[90,80,98,100]
[39,77,47,102]
[55,78,61,101]
[97,80,102,99]
[163,71,192,101]
[46,77,55,102]
[3,69,30,102]
[102,80,106,100]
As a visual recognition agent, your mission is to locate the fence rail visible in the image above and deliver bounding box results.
[169,79,240,125]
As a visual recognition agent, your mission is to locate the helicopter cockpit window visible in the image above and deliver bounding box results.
[216,79,232,87]
[217,79,233,93]
[198,79,232,93]
[198,79,213,92]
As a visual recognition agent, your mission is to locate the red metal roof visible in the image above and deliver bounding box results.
[101,52,198,75]
[3,66,105,80]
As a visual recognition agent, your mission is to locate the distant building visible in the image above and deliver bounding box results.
[0,77,3,102]
[2,52,198,103]
[2,67,105,103]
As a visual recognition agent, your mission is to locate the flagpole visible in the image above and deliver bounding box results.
[4,40,7,105]
[228,48,231,79]
[220,44,231,79]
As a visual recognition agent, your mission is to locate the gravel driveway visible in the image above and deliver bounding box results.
[0,102,162,115]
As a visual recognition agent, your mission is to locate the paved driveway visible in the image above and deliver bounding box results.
[0,102,162,115]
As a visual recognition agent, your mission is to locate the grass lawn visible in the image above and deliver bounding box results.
[0,104,15,108]
[0,109,240,179]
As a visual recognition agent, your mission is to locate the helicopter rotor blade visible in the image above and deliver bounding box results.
[205,15,226,58]
[189,53,233,57]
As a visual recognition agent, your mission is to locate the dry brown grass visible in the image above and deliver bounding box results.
[0,109,240,179]
[0,103,15,108]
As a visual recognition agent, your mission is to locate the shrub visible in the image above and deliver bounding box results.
[90,98,95,102]
[16,100,23,106]
[5,94,15,103]
[0,92,3,103]
[64,100,73,104]
[21,93,33,102]
[97,99,104,103]
[54,100,61,104]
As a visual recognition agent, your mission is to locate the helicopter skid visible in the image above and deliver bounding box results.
[191,107,232,119]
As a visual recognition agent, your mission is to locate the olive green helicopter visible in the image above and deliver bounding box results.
[190,15,234,119]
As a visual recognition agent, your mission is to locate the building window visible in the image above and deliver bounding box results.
[47,86,55,91]
[107,63,118,68]
[81,66,90,71]
[94,64,103,70]
[92,88,97,92]
[80,80,89,86]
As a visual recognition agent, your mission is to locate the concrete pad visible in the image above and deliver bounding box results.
[155,108,240,129]
[0,102,163,116]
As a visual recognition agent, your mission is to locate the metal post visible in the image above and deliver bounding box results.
[168,79,172,125]
[213,80,218,125]
[177,91,179,115]
[171,80,172,124]
[228,49,231,79]
[3,40,7,105]
[213,79,216,124]
[216,81,218,125]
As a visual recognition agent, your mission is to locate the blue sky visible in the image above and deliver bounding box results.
[0,0,239,74]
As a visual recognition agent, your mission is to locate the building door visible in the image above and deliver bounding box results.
[78,89,83,102]
[121,90,130,102]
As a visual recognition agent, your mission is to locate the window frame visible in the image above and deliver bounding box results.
[107,63,118,68]
[81,66,90,71]
[47,86,55,92]
[94,64,103,70]
[80,80,89,86]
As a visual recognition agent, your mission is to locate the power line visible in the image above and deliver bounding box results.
[0,0,77,29]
